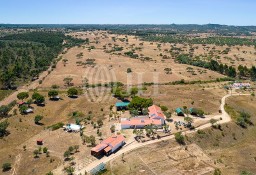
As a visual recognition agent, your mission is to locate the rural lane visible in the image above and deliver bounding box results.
[76,91,250,174]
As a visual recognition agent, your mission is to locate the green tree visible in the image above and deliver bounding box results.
[32,92,45,104]
[164,111,172,121]
[43,147,48,153]
[97,119,103,127]
[64,150,71,160]
[214,168,222,175]
[19,105,28,114]
[0,105,10,117]
[184,117,193,124]
[130,87,138,97]
[174,132,185,145]
[0,120,9,137]
[2,162,11,172]
[160,106,168,112]
[46,171,54,175]
[33,149,39,158]
[89,135,96,146]
[67,88,78,97]
[68,146,74,153]
[128,96,153,114]
[34,115,43,124]
[64,166,75,175]
[48,90,58,98]
[127,68,132,73]
[110,125,115,133]
[17,92,29,101]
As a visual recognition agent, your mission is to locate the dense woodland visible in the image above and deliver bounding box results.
[176,54,256,80]
[0,31,85,89]
[142,35,256,46]
[1,24,256,35]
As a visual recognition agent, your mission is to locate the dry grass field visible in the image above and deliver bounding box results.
[104,141,217,175]
[187,95,256,175]
[0,90,117,175]
[40,31,226,88]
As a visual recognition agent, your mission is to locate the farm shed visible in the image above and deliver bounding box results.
[63,124,83,132]
[116,101,130,111]
[176,108,184,116]
[91,135,125,157]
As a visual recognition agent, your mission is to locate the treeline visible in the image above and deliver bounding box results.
[176,54,256,80]
[0,32,85,89]
[142,35,256,46]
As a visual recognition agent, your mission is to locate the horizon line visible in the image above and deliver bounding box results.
[1,23,256,27]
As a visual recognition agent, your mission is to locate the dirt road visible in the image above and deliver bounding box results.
[0,65,52,106]
[76,91,250,174]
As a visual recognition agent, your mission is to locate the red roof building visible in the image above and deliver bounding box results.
[91,135,125,157]
[121,105,166,129]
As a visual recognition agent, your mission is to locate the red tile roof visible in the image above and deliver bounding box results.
[121,117,162,126]
[91,135,125,153]
[148,105,165,119]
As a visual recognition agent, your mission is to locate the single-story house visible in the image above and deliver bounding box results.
[91,135,125,157]
[63,124,83,132]
[176,108,184,116]
[148,105,165,124]
[121,117,162,129]
[116,101,130,111]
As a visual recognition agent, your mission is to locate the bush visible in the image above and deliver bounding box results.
[67,88,78,97]
[236,111,252,128]
[34,115,43,124]
[0,120,9,137]
[2,163,11,172]
[127,68,132,73]
[175,132,185,145]
[48,122,64,131]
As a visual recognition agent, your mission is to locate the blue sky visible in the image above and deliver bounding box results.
[0,0,255,25]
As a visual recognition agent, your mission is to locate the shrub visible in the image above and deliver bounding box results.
[127,68,132,73]
[2,163,11,172]
[34,115,43,124]
[67,88,78,97]
[48,122,64,131]
[175,132,185,145]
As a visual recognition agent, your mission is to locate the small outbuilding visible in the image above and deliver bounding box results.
[37,139,43,145]
[115,101,130,111]
[63,124,83,132]
[175,108,184,116]
[25,108,33,114]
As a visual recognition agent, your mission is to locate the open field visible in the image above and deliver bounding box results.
[104,141,217,175]
[40,31,226,87]
[0,90,116,175]
[187,95,256,174]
